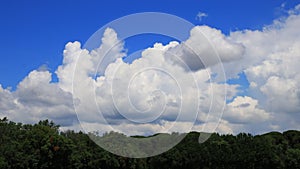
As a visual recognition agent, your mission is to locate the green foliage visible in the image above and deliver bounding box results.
[0,117,299,169]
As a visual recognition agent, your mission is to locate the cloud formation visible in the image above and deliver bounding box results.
[227,5,300,131]
[0,70,76,126]
[166,26,245,71]
[1,4,300,135]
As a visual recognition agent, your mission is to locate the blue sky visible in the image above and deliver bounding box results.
[1,0,300,136]
[1,0,299,89]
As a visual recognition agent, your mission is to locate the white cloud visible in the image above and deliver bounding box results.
[260,76,300,114]
[166,26,245,71]
[196,12,208,21]
[26,24,234,135]
[224,96,271,124]
[1,4,300,135]
[225,4,300,131]
[0,70,76,126]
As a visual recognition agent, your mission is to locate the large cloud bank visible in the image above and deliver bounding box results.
[1,5,300,135]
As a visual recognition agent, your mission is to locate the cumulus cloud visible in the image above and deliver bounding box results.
[1,24,236,135]
[0,70,76,126]
[215,4,300,132]
[0,85,16,112]
[166,26,245,71]
[224,96,271,124]
[52,24,245,135]
[1,4,300,135]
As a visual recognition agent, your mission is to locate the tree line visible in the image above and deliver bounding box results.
[0,117,299,169]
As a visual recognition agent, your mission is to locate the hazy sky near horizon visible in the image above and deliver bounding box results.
[1,0,300,135]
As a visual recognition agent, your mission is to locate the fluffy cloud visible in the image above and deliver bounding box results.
[0,70,76,126]
[224,96,271,124]
[0,85,16,113]
[227,5,300,131]
[1,4,300,135]
[1,24,237,135]
[166,26,245,71]
[53,24,245,135]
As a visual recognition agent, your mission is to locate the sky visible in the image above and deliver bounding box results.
[1,0,300,136]
[1,0,299,88]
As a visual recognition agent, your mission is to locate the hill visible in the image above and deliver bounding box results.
[0,118,299,169]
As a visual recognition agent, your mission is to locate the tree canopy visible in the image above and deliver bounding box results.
[0,118,299,169]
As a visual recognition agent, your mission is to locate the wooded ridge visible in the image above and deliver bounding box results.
[0,118,299,169]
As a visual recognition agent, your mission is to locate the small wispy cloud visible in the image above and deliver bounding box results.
[196,11,208,21]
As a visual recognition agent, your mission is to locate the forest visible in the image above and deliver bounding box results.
[0,117,299,169]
